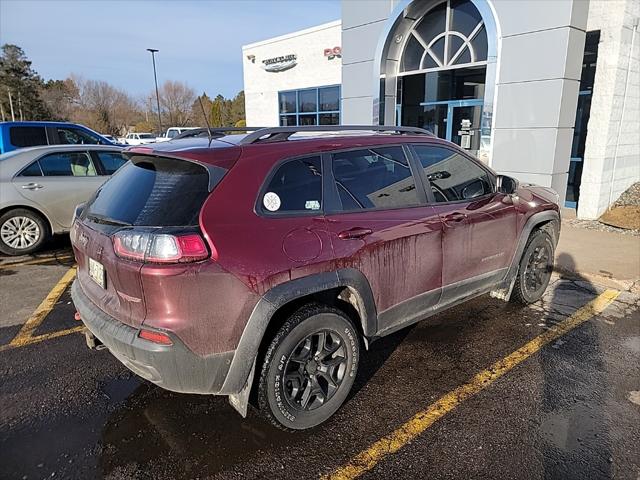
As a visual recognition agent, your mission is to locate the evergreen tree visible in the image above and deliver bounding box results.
[230,90,245,125]
[210,94,226,127]
[0,44,50,121]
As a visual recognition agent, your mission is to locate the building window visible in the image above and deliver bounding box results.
[400,0,488,74]
[279,85,340,126]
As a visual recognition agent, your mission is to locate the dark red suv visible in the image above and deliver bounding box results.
[70,126,560,430]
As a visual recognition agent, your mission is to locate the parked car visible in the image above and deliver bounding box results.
[0,144,126,255]
[0,121,115,155]
[121,133,156,145]
[155,127,199,142]
[101,134,121,144]
[70,126,560,431]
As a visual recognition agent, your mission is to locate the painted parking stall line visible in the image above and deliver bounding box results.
[0,267,82,352]
[323,289,621,480]
[0,253,75,270]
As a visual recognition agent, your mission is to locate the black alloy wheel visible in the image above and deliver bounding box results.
[257,304,360,430]
[283,330,348,411]
[511,228,555,305]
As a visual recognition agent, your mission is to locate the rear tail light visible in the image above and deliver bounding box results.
[138,329,173,345]
[113,230,209,264]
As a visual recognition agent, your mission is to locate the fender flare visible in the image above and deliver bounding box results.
[496,209,561,294]
[220,268,377,395]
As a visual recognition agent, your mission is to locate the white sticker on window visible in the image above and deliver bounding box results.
[305,200,320,210]
[263,192,281,212]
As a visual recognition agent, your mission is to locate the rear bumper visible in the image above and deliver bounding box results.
[71,279,234,395]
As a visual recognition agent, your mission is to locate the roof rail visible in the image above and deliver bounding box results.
[173,126,267,140]
[238,125,434,145]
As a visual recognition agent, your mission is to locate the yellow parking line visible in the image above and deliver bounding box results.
[8,267,77,348]
[0,254,75,270]
[323,289,620,480]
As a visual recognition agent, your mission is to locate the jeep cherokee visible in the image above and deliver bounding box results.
[70,125,560,430]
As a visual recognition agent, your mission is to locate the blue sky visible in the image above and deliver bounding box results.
[0,0,341,99]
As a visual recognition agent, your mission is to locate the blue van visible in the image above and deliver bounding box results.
[0,121,115,154]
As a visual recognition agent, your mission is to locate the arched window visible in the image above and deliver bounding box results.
[400,0,488,73]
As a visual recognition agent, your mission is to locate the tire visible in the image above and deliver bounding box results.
[0,208,49,256]
[257,304,360,431]
[510,228,555,305]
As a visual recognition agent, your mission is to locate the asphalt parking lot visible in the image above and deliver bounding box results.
[1,240,639,480]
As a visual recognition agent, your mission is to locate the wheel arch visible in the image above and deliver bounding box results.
[492,209,560,300]
[221,268,377,396]
[0,204,55,236]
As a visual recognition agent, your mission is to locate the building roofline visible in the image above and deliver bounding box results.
[242,19,341,50]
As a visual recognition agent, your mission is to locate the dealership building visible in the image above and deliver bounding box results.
[242,0,639,218]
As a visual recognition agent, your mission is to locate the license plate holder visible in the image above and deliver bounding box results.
[88,257,106,289]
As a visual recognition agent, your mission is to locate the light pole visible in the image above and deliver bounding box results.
[147,48,163,134]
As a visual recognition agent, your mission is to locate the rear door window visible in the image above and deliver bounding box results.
[260,156,322,213]
[331,146,419,210]
[39,152,97,176]
[84,156,211,226]
[95,151,127,175]
[57,127,100,145]
[18,161,43,177]
[9,127,48,147]
[412,145,493,202]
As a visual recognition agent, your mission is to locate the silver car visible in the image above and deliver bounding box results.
[0,144,126,255]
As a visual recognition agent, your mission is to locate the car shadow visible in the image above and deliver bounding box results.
[0,234,73,262]
[97,326,413,478]
[539,253,612,479]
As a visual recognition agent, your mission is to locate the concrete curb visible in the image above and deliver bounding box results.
[554,266,639,293]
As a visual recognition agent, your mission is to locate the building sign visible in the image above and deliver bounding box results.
[261,54,297,72]
[324,46,342,60]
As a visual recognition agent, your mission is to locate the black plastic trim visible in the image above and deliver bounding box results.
[71,280,234,395]
[497,210,561,291]
[221,268,377,394]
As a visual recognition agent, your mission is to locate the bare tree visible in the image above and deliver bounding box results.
[158,80,196,127]
[70,75,140,135]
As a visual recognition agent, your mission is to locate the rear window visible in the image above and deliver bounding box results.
[95,151,127,174]
[84,156,212,227]
[10,127,48,147]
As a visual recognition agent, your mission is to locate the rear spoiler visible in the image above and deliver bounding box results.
[123,149,227,192]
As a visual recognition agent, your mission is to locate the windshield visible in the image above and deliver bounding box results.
[139,134,155,139]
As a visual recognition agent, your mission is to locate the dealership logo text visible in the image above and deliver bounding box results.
[261,54,297,72]
[324,46,342,60]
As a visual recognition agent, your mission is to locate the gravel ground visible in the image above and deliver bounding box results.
[614,182,640,207]
[567,183,640,236]
[566,218,640,236]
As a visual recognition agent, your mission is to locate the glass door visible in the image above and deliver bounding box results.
[450,104,482,152]
[419,99,483,155]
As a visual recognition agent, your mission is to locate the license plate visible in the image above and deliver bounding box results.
[88,258,106,289]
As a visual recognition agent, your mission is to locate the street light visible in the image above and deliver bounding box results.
[147,48,163,134]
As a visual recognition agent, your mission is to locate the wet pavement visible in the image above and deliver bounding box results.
[0,244,639,480]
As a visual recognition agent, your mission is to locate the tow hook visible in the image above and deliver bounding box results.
[84,329,106,351]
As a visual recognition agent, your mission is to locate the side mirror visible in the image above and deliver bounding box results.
[497,175,519,195]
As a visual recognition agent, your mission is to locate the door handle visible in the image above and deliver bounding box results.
[338,227,373,240]
[443,212,467,223]
[21,182,44,191]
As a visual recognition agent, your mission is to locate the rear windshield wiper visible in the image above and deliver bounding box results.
[85,213,132,227]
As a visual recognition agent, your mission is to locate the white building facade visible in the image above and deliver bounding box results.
[243,1,639,218]
[242,21,342,128]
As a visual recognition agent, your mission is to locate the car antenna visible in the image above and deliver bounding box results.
[198,96,213,147]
